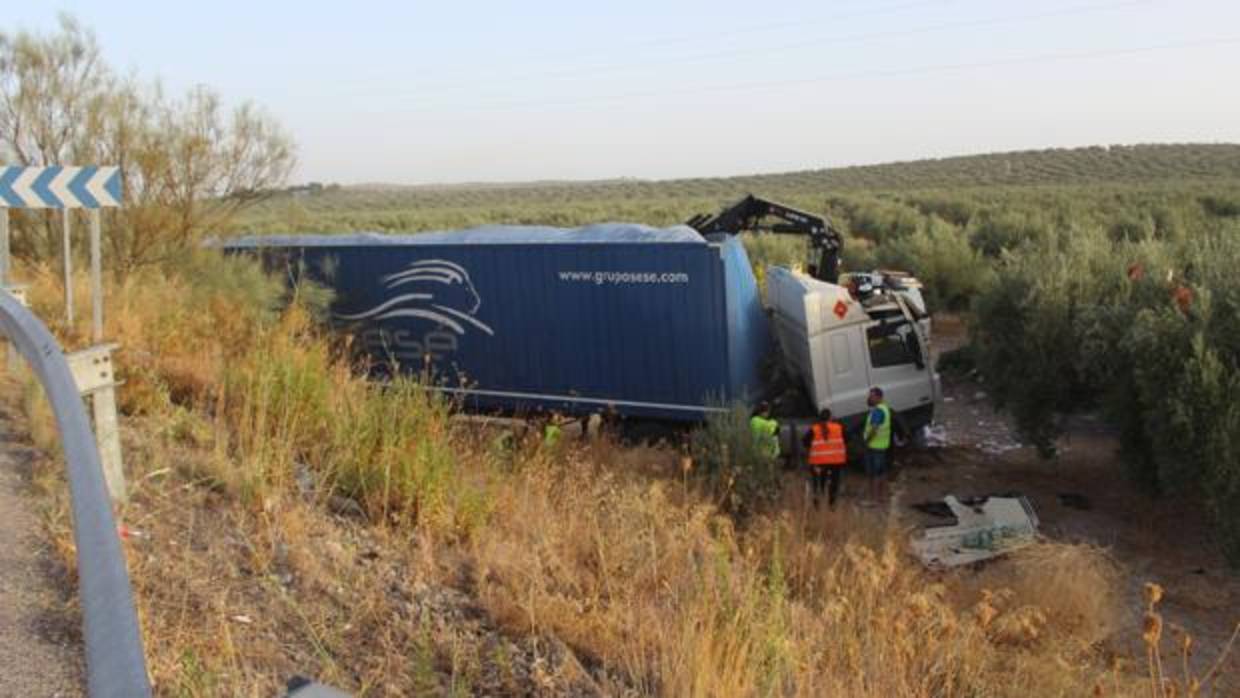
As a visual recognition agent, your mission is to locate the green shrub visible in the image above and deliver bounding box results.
[689,403,782,516]
[1108,214,1155,243]
[904,194,977,227]
[874,216,993,311]
[1201,195,1240,217]
[967,211,1052,257]
[834,197,924,245]
[218,304,490,537]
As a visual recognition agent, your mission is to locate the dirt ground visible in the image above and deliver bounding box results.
[881,314,1240,688]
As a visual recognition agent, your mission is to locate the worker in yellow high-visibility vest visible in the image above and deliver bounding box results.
[863,387,893,505]
[543,413,567,450]
[749,402,781,461]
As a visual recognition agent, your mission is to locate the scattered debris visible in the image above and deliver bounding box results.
[231,614,253,625]
[977,438,1023,456]
[911,493,1023,520]
[911,495,1040,568]
[922,424,949,448]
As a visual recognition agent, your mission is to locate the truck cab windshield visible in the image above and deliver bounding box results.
[867,321,922,369]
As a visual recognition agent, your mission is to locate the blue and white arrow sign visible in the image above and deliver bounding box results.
[0,165,123,208]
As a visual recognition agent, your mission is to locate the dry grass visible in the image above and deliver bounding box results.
[470,450,1138,696]
[6,253,1232,696]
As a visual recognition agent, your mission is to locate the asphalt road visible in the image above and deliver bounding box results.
[0,440,83,697]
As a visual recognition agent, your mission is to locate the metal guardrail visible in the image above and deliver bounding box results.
[0,290,150,697]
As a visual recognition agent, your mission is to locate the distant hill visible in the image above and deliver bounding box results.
[239,144,1240,234]
[341,143,1240,194]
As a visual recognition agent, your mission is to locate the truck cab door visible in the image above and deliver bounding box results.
[862,317,935,420]
[820,327,870,420]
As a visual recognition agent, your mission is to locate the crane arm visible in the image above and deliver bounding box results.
[686,194,844,283]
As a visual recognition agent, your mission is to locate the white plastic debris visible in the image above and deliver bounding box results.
[922,424,949,448]
[910,495,1040,568]
[977,438,1023,456]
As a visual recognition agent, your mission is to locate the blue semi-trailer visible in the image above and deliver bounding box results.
[225,224,772,421]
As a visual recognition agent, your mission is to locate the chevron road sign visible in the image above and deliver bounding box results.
[0,165,122,208]
[0,163,128,501]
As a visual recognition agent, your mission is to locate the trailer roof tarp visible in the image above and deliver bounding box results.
[223,223,706,248]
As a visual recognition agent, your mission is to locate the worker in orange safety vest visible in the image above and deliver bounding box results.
[803,408,848,509]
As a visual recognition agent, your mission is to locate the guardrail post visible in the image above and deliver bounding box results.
[65,343,125,501]
[3,284,26,371]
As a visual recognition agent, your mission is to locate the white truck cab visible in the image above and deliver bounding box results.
[767,266,940,432]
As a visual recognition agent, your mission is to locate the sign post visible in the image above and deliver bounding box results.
[90,210,103,342]
[63,208,73,325]
[0,164,127,501]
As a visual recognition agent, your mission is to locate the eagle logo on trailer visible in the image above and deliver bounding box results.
[336,259,495,336]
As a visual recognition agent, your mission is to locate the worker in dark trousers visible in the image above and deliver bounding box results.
[864,387,893,505]
[804,408,847,508]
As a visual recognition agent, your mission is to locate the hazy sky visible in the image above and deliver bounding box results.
[9,1,1240,184]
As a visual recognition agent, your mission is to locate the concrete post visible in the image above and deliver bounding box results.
[91,385,125,502]
[65,344,125,502]
[5,286,27,373]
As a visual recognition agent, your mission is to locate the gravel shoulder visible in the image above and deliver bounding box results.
[0,430,84,697]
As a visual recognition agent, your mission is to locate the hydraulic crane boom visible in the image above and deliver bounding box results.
[686,194,844,283]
